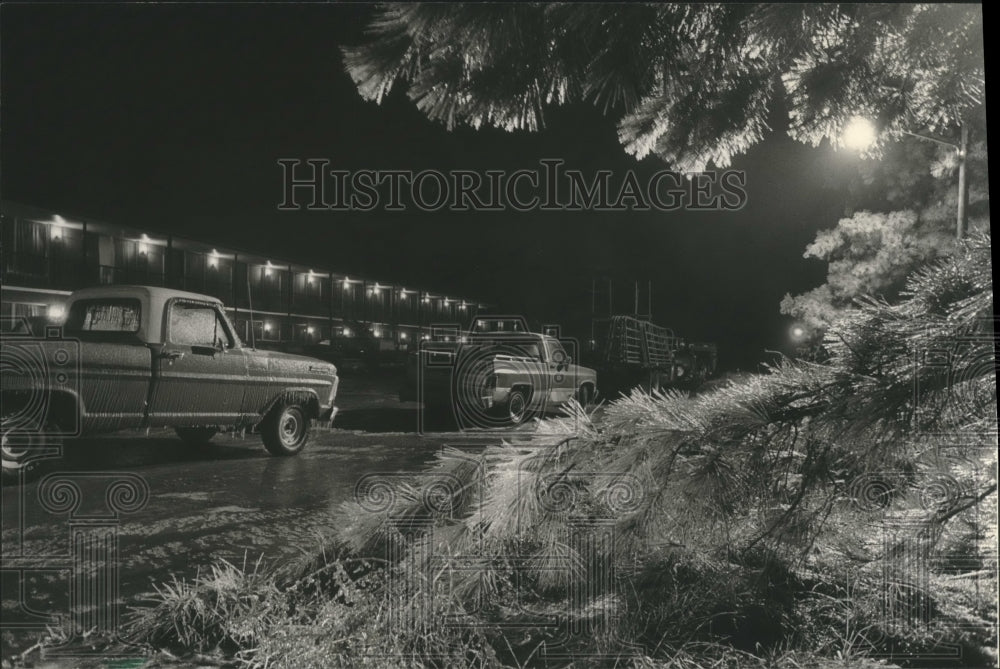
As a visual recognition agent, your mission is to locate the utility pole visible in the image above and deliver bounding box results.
[957,124,969,240]
[900,124,970,240]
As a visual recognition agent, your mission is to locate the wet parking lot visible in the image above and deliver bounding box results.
[0,372,526,660]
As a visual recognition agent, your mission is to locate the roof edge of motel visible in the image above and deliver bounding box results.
[1,200,490,344]
[0,200,487,306]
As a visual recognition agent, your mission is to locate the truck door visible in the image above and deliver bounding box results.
[147,299,248,427]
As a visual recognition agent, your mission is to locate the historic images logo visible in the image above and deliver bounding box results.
[278,159,747,213]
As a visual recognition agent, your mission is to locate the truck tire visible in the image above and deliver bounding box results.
[506,389,533,425]
[1,421,60,484]
[175,427,218,446]
[261,403,311,456]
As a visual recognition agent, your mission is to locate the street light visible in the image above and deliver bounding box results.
[843,117,969,240]
[843,117,877,151]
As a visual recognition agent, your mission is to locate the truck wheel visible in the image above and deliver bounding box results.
[261,403,310,456]
[175,427,218,446]
[1,423,60,484]
[506,389,533,425]
[577,385,594,408]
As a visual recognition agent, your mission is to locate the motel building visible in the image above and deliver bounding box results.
[1,201,488,350]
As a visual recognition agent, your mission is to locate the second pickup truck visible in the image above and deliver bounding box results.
[403,328,598,426]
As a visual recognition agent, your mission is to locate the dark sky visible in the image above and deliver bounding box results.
[1,3,861,369]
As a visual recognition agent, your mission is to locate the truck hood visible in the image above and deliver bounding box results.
[252,349,337,377]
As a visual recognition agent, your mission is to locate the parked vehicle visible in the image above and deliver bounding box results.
[402,324,597,426]
[587,315,717,395]
[1,285,339,480]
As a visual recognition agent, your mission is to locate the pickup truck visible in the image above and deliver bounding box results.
[1,286,339,480]
[403,330,597,426]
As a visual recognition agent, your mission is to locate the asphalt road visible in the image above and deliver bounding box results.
[0,371,521,661]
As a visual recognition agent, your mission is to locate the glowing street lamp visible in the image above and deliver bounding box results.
[842,116,877,151]
[790,325,806,342]
[843,116,970,239]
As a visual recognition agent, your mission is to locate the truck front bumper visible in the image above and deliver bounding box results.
[318,405,339,427]
[478,388,511,410]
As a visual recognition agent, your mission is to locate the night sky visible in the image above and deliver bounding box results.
[2,3,864,369]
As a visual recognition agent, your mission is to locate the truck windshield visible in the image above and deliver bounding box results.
[65,299,142,335]
[545,338,568,363]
